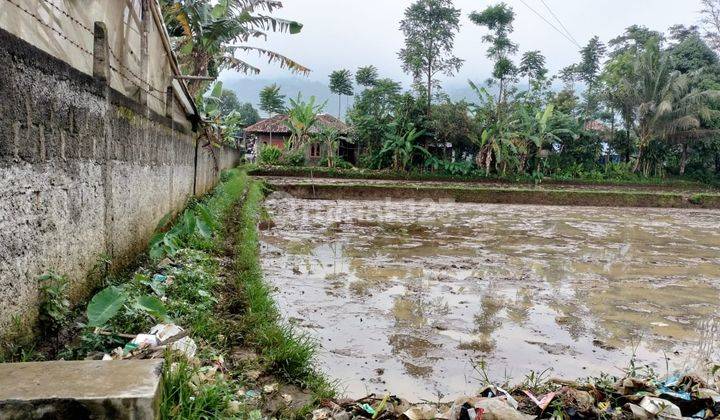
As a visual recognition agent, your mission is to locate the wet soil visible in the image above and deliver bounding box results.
[259,196,720,401]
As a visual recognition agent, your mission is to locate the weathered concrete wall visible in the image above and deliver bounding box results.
[0,28,239,335]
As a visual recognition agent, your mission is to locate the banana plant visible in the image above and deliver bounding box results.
[284,94,326,151]
[376,124,429,172]
[161,0,309,97]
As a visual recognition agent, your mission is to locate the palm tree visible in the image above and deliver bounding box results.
[329,70,354,118]
[161,0,309,97]
[515,104,577,174]
[624,39,720,173]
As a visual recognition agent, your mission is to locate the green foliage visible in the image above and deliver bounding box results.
[86,286,127,327]
[375,124,429,171]
[284,94,325,150]
[258,145,282,165]
[355,65,379,87]
[160,0,307,97]
[148,202,216,261]
[259,84,287,116]
[161,354,241,419]
[281,149,306,167]
[329,69,354,96]
[398,0,463,111]
[38,272,71,330]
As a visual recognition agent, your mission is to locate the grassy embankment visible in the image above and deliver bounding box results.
[1,168,332,419]
[269,181,720,209]
[160,168,332,418]
[249,165,717,191]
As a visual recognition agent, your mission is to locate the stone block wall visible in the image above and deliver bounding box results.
[0,28,239,335]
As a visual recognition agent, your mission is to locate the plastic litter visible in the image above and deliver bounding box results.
[638,396,682,419]
[131,333,160,348]
[522,390,556,410]
[402,404,438,420]
[149,323,184,342]
[169,336,197,358]
[360,402,376,416]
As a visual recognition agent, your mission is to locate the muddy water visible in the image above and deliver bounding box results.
[259,196,720,400]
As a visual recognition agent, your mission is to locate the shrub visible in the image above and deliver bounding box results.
[259,145,282,165]
[282,149,306,166]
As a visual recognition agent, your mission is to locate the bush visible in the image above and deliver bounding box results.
[259,145,282,165]
[319,157,353,169]
[281,149,306,167]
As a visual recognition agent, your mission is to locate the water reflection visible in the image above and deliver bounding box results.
[260,197,720,400]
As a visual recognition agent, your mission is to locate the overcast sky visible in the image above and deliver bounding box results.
[223,0,704,87]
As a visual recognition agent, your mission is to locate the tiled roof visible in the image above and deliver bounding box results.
[244,113,350,134]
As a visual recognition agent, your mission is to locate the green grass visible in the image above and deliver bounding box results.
[249,165,716,190]
[157,169,332,419]
[233,179,335,401]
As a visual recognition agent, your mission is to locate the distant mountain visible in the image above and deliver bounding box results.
[219,75,543,118]
[219,76,354,118]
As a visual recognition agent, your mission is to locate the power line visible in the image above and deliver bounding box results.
[515,0,582,49]
[538,0,580,47]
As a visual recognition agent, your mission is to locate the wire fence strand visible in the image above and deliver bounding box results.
[10,0,168,105]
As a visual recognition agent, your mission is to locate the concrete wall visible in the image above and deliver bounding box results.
[0,28,239,335]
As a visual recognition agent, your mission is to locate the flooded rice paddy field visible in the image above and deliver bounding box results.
[259,195,720,400]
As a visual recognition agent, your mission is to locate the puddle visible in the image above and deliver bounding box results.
[259,196,720,400]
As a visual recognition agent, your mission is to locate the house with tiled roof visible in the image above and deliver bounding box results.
[244,114,356,164]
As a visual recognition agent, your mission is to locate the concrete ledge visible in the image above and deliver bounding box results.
[0,359,163,420]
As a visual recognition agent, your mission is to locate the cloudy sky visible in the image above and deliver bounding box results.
[223,0,704,87]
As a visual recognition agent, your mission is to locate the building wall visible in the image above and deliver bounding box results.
[0,28,239,335]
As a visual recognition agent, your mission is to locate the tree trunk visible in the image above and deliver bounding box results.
[427,69,432,118]
[633,146,643,173]
[679,143,688,175]
[338,95,342,118]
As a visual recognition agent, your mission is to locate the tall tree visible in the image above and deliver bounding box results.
[235,103,260,127]
[356,65,379,88]
[398,0,464,116]
[519,50,548,85]
[575,36,607,119]
[608,25,664,58]
[259,84,286,116]
[161,0,308,97]
[329,69,354,118]
[219,89,241,115]
[701,0,720,52]
[470,3,518,105]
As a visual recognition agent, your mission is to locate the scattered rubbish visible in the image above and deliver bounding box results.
[311,408,333,420]
[522,390,556,410]
[131,334,160,348]
[360,402,376,416]
[263,383,279,394]
[639,396,682,419]
[169,336,197,358]
[402,404,437,420]
[150,323,183,342]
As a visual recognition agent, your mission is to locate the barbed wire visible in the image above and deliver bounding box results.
[5,0,92,56]
[8,0,167,105]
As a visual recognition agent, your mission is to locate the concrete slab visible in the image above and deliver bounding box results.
[0,359,163,420]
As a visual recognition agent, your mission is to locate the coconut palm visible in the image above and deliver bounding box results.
[624,39,720,172]
[515,104,577,174]
[161,0,309,97]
